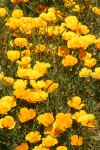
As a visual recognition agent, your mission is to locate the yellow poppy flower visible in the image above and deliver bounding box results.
[32,144,50,150]
[7,50,20,61]
[72,110,86,122]
[67,96,84,110]
[78,114,96,127]
[2,76,14,84]
[0,96,16,114]
[62,55,78,66]
[19,107,36,123]
[0,8,7,17]
[65,16,78,31]
[12,9,23,19]
[44,122,63,137]
[11,0,22,4]
[58,45,70,57]
[14,38,28,47]
[42,135,58,148]
[78,51,92,60]
[92,7,100,15]
[16,143,28,150]
[79,67,92,78]
[95,38,100,50]
[37,113,54,127]
[55,113,72,131]
[25,131,41,143]
[92,67,100,79]
[30,80,45,89]
[13,79,27,89]
[71,135,83,146]
[0,116,15,129]
[45,80,59,93]
[84,58,97,68]
[56,146,68,150]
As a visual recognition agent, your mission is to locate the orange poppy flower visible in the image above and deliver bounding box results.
[62,55,78,66]
[37,113,54,127]
[58,45,70,57]
[56,146,68,150]
[25,131,41,143]
[55,113,72,131]
[44,122,63,137]
[0,116,15,129]
[19,107,36,123]
[42,135,58,148]
[71,135,83,146]
[78,114,96,127]
[67,96,84,110]
[45,80,59,93]
[16,143,28,150]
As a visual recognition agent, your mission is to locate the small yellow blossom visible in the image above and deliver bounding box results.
[71,135,83,146]
[21,50,31,57]
[0,116,16,129]
[58,45,70,57]
[16,143,28,150]
[55,113,72,131]
[33,61,51,76]
[22,0,29,2]
[25,89,48,103]
[78,114,96,127]
[13,79,27,89]
[56,146,68,150]
[62,55,78,66]
[7,50,20,61]
[30,80,45,89]
[92,67,100,79]
[32,144,50,150]
[35,44,46,53]
[6,18,21,29]
[12,9,23,18]
[42,135,58,148]
[0,8,7,17]
[65,16,78,31]
[92,7,100,15]
[84,58,97,68]
[79,67,92,78]
[73,4,81,13]
[53,26,65,36]
[45,80,59,93]
[67,96,84,110]
[62,31,78,41]
[78,51,92,60]
[95,38,100,50]
[40,12,56,22]
[2,76,14,84]
[76,22,89,35]
[16,56,31,67]
[67,35,95,50]
[37,113,54,127]
[44,122,63,137]
[72,110,87,122]
[25,131,41,143]
[19,107,36,123]
[14,38,28,47]
[13,87,26,99]
[0,101,11,115]
[0,96,16,114]
[11,0,22,4]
